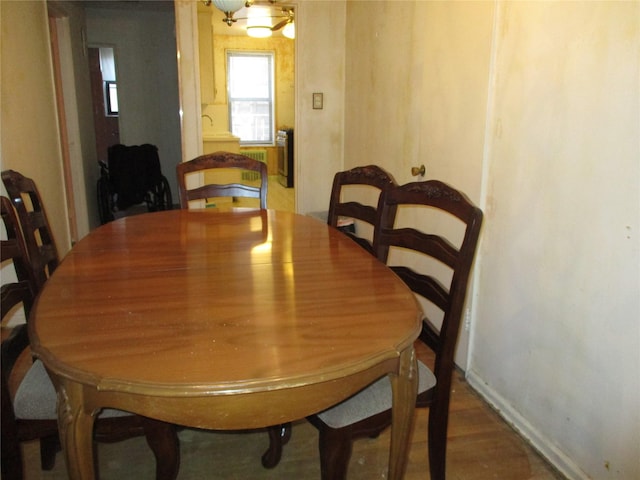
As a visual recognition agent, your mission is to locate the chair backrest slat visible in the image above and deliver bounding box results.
[2,170,59,289]
[377,179,483,387]
[327,165,397,258]
[176,152,268,209]
[1,195,37,376]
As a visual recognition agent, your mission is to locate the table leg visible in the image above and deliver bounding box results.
[55,378,97,480]
[388,345,418,480]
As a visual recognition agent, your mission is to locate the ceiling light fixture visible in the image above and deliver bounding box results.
[204,0,251,26]
[246,6,273,38]
[204,1,294,39]
[282,21,295,39]
[247,26,273,38]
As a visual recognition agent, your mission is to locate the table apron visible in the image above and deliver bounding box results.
[54,357,402,430]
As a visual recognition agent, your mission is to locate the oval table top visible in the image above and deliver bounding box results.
[30,209,421,399]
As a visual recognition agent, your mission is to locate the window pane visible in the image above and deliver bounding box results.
[228,56,270,98]
[227,52,274,144]
[230,100,271,142]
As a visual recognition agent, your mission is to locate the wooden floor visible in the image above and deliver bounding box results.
[231,175,295,212]
[20,342,563,480]
[266,175,295,212]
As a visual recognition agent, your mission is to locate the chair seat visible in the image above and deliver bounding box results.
[14,359,131,420]
[316,360,436,429]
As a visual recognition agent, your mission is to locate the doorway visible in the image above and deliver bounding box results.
[201,4,296,211]
[88,46,120,165]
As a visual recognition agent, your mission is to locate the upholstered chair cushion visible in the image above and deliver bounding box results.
[317,360,436,429]
[14,359,131,420]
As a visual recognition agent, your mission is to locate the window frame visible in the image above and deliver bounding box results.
[105,81,119,116]
[226,50,276,147]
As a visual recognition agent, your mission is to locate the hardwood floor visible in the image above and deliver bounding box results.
[21,342,563,479]
[266,175,295,212]
[231,175,295,212]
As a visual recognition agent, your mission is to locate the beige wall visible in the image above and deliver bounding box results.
[470,3,639,479]
[0,0,72,255]
[342,2,639,479]
[295,1,347,214]
[344,0,495,368]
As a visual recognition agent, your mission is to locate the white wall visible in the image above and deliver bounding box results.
[341,1,639,479]
[343,1,495,367]
[294,1,347,214]
[85,6,182,201]
[468,3,640,479]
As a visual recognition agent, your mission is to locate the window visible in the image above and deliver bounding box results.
[227,52,275,145]
[105,81,118,116]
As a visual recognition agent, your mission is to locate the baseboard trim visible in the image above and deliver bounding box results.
[466,368,588,480]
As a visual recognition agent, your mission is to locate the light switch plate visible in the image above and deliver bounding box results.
[313,92,323,109]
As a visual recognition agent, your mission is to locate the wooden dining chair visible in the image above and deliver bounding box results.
[0,196,180,480]
[176,151,268,209]
[1,170,60,290]
[176,154,286,467]
[327,165,397,259]
[263,165,398,468]
[308,180,483,480]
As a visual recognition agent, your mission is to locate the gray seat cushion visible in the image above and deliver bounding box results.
[13,359,132,420]
[317,360,436,429]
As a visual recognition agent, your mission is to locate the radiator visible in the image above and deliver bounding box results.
[240,149,267,181]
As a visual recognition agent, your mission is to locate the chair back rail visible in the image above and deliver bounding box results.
[293,179,483,480]
[327,165,397,258]
[176,151,268,209]
[1,170,59,289]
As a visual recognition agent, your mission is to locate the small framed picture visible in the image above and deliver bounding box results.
[313,92,323,110]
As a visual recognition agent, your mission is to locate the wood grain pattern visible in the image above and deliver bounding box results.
[29,209,422,479]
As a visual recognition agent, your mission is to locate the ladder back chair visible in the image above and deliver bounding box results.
[309,180,483,480]
[264,165,398,466]
[176,153,287,468]
[176,152,268,209]
[327,165,397,258]
[1,170,59,290]
[0,196,180,480]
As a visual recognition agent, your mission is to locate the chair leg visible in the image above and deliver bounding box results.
[318,425,353,480]
[1,436,23,480]
[262,423,292,468]
[427,403,449,480]
[39,435,60,470]
[141,418,180,480]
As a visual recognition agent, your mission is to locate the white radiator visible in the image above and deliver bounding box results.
[240,149,267,181]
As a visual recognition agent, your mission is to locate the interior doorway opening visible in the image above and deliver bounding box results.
[88,46,120,166]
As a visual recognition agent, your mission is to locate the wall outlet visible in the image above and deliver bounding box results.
[464,308,471,331]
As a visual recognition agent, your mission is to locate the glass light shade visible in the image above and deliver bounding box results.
[282,21,295,39]
[211,0,245,13]
[246,12,272,38]
[247,26,272,38]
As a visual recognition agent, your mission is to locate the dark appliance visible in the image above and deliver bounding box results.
[276,128,294,188]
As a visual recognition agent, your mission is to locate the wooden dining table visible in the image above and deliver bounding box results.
[29,208,422,479]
